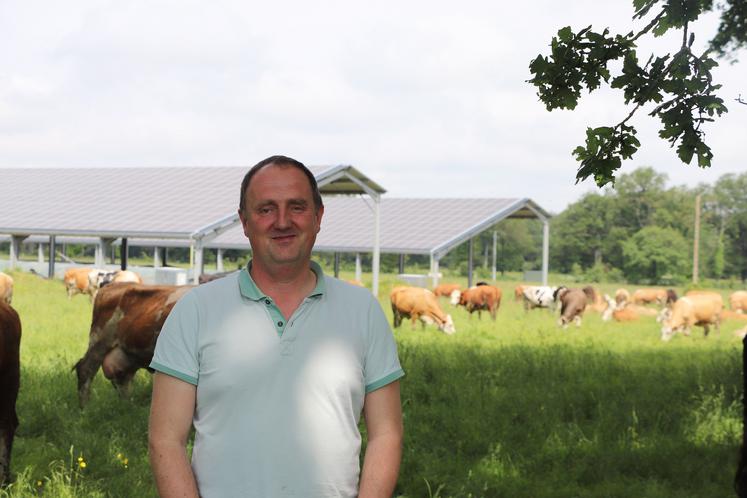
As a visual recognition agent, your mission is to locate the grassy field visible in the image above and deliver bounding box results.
[1,270,745,497]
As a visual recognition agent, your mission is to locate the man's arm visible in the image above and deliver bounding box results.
[148,372,200,498]
[359,380,404,498]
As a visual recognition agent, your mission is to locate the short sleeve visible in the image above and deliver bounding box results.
[363,297,404,393]
[150,290,200,385]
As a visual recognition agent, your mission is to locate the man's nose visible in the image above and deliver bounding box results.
[275,207,291,228]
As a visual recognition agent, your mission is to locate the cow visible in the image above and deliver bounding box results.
[582,286,607,313]
[73,282,191,407]
[88,270,143,300]
[602,294,660,322]
[730,291,747,314]
[64,267,103,300]
[631,288,668,306]
[660,293,724,342]
[555,287,587,328]
[522,285,558,311]
[614,288,630,306]
[0,302,21,484]
[390,286,455,335]
[433,283,461,298]
[458,285,501,320]
[514,285,526,302]
[0,272,12,305]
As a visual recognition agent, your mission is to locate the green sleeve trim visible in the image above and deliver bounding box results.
[150,362,198,386]
[365,368,405,393]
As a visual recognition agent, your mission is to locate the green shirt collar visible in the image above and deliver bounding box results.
[238,260,326,301]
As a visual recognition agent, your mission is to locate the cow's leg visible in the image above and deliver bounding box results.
[703,324,710,337]
[111,369,137,400]
[0,429,9,485]
[391,304,401,328]
[0,373,19,484]
[574,315,582,327]
[73,338,112,408]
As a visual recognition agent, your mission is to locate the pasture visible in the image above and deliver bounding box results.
[1,270,744,497]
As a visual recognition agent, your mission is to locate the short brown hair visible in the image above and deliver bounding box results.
[239,155,323,213]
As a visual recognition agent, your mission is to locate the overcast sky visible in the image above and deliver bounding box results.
[1,1,744,213]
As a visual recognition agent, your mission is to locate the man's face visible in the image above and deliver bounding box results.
[238,164,323,271]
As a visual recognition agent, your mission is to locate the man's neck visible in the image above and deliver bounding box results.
[250,261,317,302]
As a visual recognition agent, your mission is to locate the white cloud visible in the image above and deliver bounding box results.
[0,0,743,212]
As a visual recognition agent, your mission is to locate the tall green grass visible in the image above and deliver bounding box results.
[1,271,743,497]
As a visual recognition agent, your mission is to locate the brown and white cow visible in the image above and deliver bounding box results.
[433,283,461,299]
[390,286,455,334]
[730,291,747,314]
[73,282,191,407]
[660,293,723,341]
[0,302,21,484]
[555,287,587,328]
[88,269,143,300]
[614,288,630,306]
[0,272,13,305]
[458,285,501,320]
[631,288,668,306]
[582,286,607,313]
[63,267,103,301]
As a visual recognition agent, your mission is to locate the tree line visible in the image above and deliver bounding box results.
[551,166,747,285]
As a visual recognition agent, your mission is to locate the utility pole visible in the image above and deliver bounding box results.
[693,194,701,284]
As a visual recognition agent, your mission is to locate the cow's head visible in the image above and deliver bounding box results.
[656,307,672,324]
[441,314,456,335]
[449,289,461,306]
[660,320,678,341]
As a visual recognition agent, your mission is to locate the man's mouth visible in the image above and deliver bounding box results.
[271,233,296,242]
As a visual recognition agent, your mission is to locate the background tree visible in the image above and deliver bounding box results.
[528,0,745,186]
[622,225,689,283]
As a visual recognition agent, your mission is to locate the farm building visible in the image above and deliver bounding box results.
[0,167,551,294]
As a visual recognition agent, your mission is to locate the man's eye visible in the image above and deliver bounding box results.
[259,207,273,214]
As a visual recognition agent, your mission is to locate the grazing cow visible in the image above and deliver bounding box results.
[522,285,558,311]
[555,287,587,328]
[514,285,526,302]
[88,270,143,300]
[614,288,630,306]
[458,285,502,320]
[0,272,12,305]
[730,291,747,314]
[660,293,723,342]
[64,267,103,300]
[0,302,21,484]
[390,286,455,335]
[73,283,191,407]
[631,288,668,306]
[433,283,461,298]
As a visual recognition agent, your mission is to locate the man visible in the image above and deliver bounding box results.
[148,156,404,497]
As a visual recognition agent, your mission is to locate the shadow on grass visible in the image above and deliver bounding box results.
[397,342,741,498]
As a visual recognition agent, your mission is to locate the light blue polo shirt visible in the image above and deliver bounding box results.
[150,261,404,498]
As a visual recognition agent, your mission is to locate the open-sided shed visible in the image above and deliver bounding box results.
[209,196,551,287]
[0,166,386,291]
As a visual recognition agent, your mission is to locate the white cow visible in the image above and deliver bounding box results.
[522,285,558,311]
